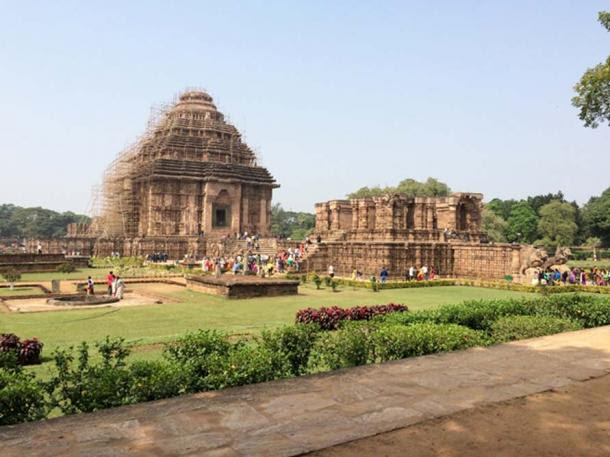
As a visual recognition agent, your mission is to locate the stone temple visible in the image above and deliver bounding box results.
[55,90,278,258]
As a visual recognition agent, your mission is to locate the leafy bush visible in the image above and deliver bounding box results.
[261,324,320,376]
[372,323,488,362]
[164,330,233,391]
[491,315,583,343]
[56,262,76,273]
[295,304,408,330]
[1,268,21,288]
[312,274,322,289]
[49,338,132,414]
[0,334,43,365]
[127,360,193,403]
[0,368,48,425]
[309,322,377,371]
[204,344,278,390]
[433,299,538,331]
[324,276,332,287]
[534,294,610,328]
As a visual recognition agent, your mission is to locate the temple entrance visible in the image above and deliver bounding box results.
[212,205,230,228]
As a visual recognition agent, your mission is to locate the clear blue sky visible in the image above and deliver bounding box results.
[0,0,608,214]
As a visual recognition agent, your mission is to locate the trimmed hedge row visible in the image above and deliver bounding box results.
[491,316,582,343]
[295,304,408,330]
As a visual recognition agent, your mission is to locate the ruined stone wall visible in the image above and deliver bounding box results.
[451,243,521,279]
[305,241,522,280]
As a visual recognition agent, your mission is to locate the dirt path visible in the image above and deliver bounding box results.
[310,374,610,457]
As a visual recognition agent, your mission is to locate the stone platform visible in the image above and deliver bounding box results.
[1,326,609,457]
[186,274,299,299]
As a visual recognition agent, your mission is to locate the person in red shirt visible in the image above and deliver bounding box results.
[107,271,115,296]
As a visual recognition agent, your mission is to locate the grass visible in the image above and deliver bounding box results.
[567,260,610,270]
[2,283,533,354]
[16,268,108,282]
[0,287,40,297]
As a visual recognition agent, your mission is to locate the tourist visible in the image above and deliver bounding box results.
[115,276,125,300]
[86,276,95,295]
[37,243,42,255]
[408,265,415,281]
[107,271,115,295]
[328,265,335,279]
[422,264,429,280]
[380,266,389,283]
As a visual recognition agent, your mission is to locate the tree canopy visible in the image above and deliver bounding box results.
[537,200,578,247]
[270,204,315,240]
[572,11,610,128]
[581,186,610,247]
[0,204,90,239]
[347,177,451,199]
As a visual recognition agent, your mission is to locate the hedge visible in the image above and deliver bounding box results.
[491,315,583,343]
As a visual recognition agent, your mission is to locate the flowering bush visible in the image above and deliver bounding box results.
[295,304,408,330]
[0,334,43,366]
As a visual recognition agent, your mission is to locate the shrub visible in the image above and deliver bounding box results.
[491,315,583,343]
[49,338,132,414]
[204,344,278,390]
[330,280,338,292]
[309,322,377,371]
[295,304,408,330]
[0,368,48,425]
[18,339,43,365]
[261,324,320,376]
[372,323,487,362]
[1,268,21,289]
[324,276,332,287]
[434,299,537,331]
[0,334,43,366]
[128,360,193,403]
[370,276,378,292]
[163,330,233,391]
[57,262,76,273]
[534,294,610,328]
[312,274,322,289]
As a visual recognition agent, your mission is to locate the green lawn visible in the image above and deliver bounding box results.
[0,287,40,297]
[568,260,610,270]
[17,268,108,282]
[2,284,533,352]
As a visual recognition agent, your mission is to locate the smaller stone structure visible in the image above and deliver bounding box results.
[186,275,299,299]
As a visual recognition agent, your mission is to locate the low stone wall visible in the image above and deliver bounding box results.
[186,275,299,299]
[0,254,89,273]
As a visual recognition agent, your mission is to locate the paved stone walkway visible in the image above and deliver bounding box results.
[2,326,609,457]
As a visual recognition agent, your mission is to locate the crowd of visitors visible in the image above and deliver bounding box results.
[346,265,437,283]
[534,267,610,286]
[200,246,306,277]
[147,252,169,263]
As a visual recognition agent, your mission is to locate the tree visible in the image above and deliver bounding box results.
[270,204,315,240]
[537,200,578,247]
[347,177,450,199]
[526,191,565,215]
[1,268,21,290]
[0,204,90,239]
[572,12,610,128]
[581,187,610,247]
[482,207,507,242]
[506,202,538,243]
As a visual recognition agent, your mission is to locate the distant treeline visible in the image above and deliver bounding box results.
[0,204,90,239]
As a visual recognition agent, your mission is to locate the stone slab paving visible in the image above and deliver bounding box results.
[2,326,609,457]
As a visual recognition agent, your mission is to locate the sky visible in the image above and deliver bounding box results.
[0,0,608,214]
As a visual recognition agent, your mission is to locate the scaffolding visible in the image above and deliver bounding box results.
[90,88,260,240]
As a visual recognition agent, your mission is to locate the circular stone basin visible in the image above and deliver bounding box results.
[47,295,120,307]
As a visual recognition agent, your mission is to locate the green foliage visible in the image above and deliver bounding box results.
[347,177,450,199]
[309,322,377,371]
[491,315,582,343]
[324,276,332,287]
[0,368,48,425]
[581,187,610,247]
[572,12,610,128]
[127,360,192,403]
[1,268,21,285]
[48,338,132,414]
[261,324,321,376]
[372,323,487,361]
[57,262,76,273]
[0,204,90,239]
[270,203,315,240]
[482,206,507,242]
[330,279,338,292]
[537,200,578,247]
[506,201,539,243]
[312,274,322,289]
